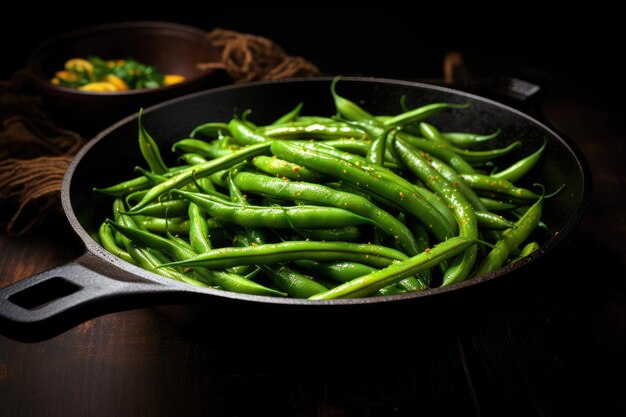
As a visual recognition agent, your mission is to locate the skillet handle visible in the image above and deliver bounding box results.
[452,76,544,117]
[0,256,190,342]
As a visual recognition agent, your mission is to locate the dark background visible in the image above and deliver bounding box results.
[1,10,621,102]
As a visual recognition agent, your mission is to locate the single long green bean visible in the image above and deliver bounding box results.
[161,240,409,270]
[473,194,544,276]
[138,109,168,174]
[130,142,270,212]
[310,237,476,299]
[172,189,377,229]
[491,140,546,182]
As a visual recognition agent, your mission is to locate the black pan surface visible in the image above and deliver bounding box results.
[0,77,591,342]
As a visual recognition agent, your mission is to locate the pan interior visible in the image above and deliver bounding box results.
[66,78,588,292]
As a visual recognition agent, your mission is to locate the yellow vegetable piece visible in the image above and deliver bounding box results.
[105,74,129,91]
[107,59,125,68]
[164,74,186,86]
[54,70,80,82]
[65,58,93,75]
[79,82,118,92]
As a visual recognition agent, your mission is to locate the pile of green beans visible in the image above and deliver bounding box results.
[94,78,553,300]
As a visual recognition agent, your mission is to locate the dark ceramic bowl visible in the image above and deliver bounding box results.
[27,21,227,134]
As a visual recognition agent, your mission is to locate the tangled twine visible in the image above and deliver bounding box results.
[0,77,85,236]
[198,28,320,82]
[0,28,320,236]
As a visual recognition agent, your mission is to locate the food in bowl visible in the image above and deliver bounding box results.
[51,56,186,92]
[93,78,556,300]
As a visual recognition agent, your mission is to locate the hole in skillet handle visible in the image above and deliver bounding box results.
[8,277,81,310]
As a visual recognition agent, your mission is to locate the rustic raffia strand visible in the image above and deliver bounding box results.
[198,28,320,82]
[0,76,86,236]
[0,156,72,235]
[0,29,319,236]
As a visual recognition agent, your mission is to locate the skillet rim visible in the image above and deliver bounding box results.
[60,76,592,306]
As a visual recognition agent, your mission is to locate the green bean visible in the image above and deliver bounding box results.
[188,203,212,253]
[426,155,486,211]
[295,226,362,242]
[173,189,376,229]
[345,122,476,176]
[376,286,407,296]
[331,76,375,122]
[479,198,518,211]
[260,264,327,298]
[475,211,517,230]
[366,127,392,166]
[138,109,168,174]
[259,122,365,140]
[126,241,209,287]
[454,141,522,164]
[459,174,540,201]
[406,220,433,287]
[179,153,210,166]
[310,237,476,299]
[251,155,325,182]
[473,194,544,276]
[98,222,135,264]
[230,173,328,297]
[122,199,190,218]
[233,172,420,256]
[229,118,270,145]
[298,142,406,187]
[240,109,258,130]
[293,260,376,282]
[225,176,261,276]
[271,102,303,125]
[441,129,502,149]
[108,219,286,296]
[491,140,546,182]
[365,127,426,290]
[138,217,193,234]
[172,138,238,159]
[190,122,230,139]
[115,212,209,287]
[383,103,470,128]
[271,141,455,242]
[130,142,270,212]
[294,116,337,124]
[108,219,202,264]
[94,175,154,197]
[319,138,370,155]
[420,122,521,164]
[394,137,478,285]
[162,240,409,270]
[414,187,458,235]
[511,241,540,263]
[133,166,167,183]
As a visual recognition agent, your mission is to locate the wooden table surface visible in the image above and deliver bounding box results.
[1,77,625,417]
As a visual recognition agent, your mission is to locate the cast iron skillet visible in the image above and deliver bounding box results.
[0,77,591,343]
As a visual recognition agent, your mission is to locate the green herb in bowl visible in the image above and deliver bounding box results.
[51,56,185,92]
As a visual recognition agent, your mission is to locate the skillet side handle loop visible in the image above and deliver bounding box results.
[451,76,544,118]
[0,257,181,342]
